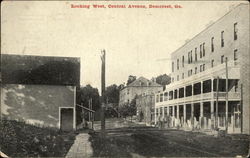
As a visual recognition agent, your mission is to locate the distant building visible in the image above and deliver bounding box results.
[155,4,249,134]
[119,76,162,106]
[1,54,80,131]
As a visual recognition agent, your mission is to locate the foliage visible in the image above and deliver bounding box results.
[127,75,137,85]
[76,84,100,110]
[118,97,137,119]
[155,74,171,86]
[76,84,100,123]
[0,120,76,157]
[104,84,121,104]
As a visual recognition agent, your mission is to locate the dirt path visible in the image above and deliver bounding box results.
[90,118,249,157]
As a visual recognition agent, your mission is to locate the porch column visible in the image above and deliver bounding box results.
[211,77,215,129]
[172,106,175,117]
[200,102,204,117]
[191,103,194,129]
[177,105,180,119]
[154,107,157,125]
[211,101,214,129]
[167,106,170,115]
[183,104,186,124]
[201,80,203,94]
[184,86,186,126]
[162,107,165,118]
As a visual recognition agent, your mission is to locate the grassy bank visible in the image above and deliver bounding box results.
[0,120,76,157]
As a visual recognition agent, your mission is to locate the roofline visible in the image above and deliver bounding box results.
[170,3,248,56]
[1,53,81,60]
[120,85,163,91]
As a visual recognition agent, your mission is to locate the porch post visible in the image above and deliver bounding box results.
[162,107,165,118]
[211,77,215,129]
[177,105,180,119]
[183,104,186,126]
[191,103,194,129]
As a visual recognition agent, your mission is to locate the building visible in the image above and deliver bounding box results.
[155,4,249,134]
[136,94,155,125]
[1,54,80,131]
[119,76,162,106]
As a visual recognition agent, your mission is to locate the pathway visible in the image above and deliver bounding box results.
[66,133,93,158]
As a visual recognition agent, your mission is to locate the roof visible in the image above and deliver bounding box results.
[170,3,248,56]
[1,54,80,86]
[127,76,162,87]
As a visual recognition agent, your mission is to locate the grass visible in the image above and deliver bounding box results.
[0,120,76,157]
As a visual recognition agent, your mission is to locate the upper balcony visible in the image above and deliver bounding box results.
[155,60,241,107]
[156,91,241,107]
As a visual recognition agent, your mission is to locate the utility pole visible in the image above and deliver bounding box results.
[101,49,106,136]
[225,57,228,133]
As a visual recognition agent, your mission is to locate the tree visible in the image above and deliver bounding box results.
[105,84,120,104]
[155,74,171,86]
[128,97,137,122]
[118,96,137,122]
[76,84,100,124]
[127,75,136,85]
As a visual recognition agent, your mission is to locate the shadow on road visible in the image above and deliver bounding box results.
[89,118,249,157]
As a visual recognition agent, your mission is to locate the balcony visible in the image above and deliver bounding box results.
[156,91,240,107]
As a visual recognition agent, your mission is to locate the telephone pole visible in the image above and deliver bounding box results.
[101,49,106,136]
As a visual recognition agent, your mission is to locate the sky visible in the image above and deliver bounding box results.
[1,1,246,92]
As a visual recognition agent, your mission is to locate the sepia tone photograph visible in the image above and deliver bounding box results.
[1,0,249,157]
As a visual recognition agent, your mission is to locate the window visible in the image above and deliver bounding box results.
[200,65,203,72]
[188,52,190,64]
[221,31,224,47]
[190,50,193,63]
[177,75,179,81]
[190,69,193,75]
[235,80,239,92]
[203,43,205,57]
[182,73,184,79]
[172,77,174,82]
[211,37,214,52]
[182,56,184,67]
[234,49,238,65]
[211,59,214,67]
[160,93,163,102]
[195,67,197,74]
[234,23,238,40]
[177,59,179,70]
[200,44,202,58]
[234,49,238,61]
[203,64,205,71]
[172,62,174,72]
[195,48,197,61]
[221,55,224,64]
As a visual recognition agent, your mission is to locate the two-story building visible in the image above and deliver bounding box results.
[155,4,249,134]
[119,76,162,106]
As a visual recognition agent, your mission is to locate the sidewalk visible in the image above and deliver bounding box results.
[66,132,93,158]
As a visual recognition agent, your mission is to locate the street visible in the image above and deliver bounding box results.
[90,118,249,157]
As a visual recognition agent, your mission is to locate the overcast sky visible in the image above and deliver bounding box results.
[1,1,246,92]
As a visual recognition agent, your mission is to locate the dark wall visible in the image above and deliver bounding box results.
[1,54,80,86]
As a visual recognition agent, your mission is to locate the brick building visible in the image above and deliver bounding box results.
[1,54,80,131]
[155,4,249,134]
[119,76,162,106]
